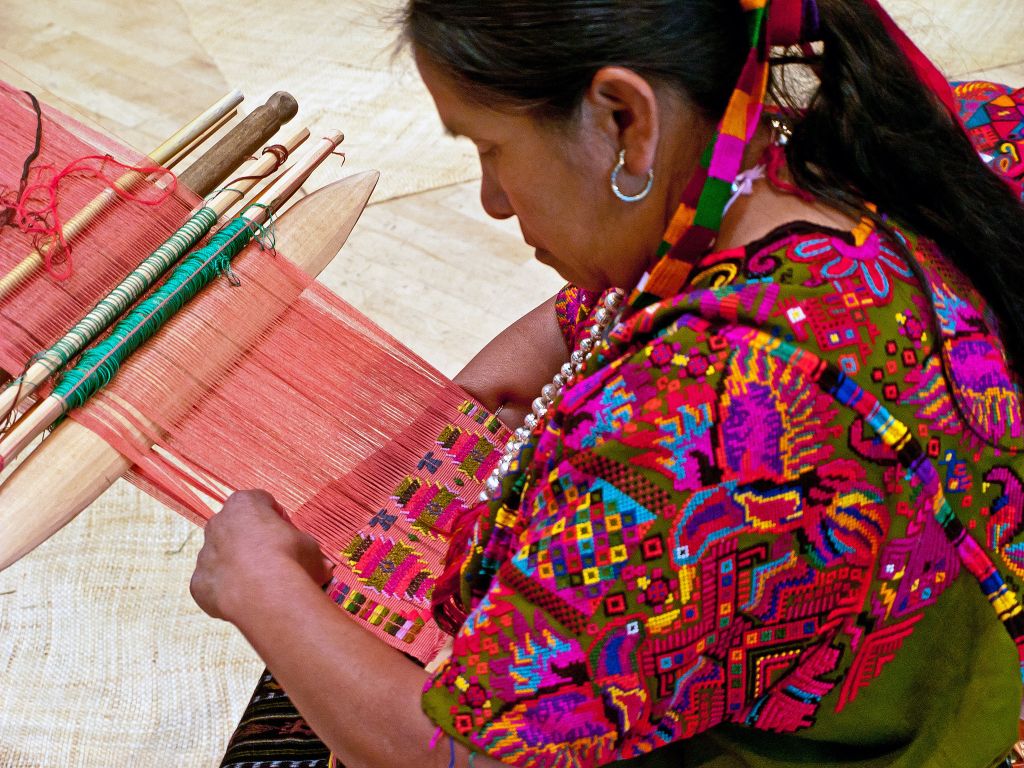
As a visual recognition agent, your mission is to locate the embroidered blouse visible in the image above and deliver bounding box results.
[421,217,1024,767]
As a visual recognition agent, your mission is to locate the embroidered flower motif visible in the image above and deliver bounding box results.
[790,231,915,303]
[686,353,710,378]
[896,309,928,349]
[821,234,914,302]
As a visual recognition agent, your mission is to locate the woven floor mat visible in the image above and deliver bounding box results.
[0,482,262,767]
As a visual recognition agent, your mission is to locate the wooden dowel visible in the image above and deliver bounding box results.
[0,90,245,301]
[262,132,342,213]
[220,134,344,222]
[0,132,343,472]
[148,89,244,167]
[203,126,310,212]
[178,91,299,198]
[164,109,237,171]
[0,399,61,469]
[0,169,378,571]
[0,128,311,421]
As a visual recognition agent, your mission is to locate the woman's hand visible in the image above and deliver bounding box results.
[190,489,333,623]
[189,490,499,768]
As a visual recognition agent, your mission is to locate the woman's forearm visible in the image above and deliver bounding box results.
[454,294,569,428]
[225,562,500,768]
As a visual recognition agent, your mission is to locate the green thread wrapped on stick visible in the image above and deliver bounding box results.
[53,216,260,411]
[39,206,219,374]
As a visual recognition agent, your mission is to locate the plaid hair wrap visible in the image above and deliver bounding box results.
[628,0,973,312]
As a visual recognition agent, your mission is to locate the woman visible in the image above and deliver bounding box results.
[189,1,1024,766]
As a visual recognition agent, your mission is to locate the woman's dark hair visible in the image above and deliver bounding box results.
[402,0,1024,370]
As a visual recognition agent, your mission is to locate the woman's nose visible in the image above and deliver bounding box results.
[479,165,514,220]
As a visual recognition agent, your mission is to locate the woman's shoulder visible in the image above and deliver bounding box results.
[684,218,941,361]
[691,217,1022,447]
[557,214,1022,456]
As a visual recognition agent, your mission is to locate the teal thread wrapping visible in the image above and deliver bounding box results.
[53,216,257,411]
[39,206,219,374]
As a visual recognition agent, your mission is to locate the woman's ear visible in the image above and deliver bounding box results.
[583,66,661,176]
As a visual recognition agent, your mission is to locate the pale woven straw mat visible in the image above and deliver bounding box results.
[1,0,1021,765]
[0,483,261,767]
[179,0,481,203]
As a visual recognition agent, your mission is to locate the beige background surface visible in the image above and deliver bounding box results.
[0,1,1021,765]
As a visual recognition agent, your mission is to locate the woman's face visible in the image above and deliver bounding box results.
[416,51,703,291]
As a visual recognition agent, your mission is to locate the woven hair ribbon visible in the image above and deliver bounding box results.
[765,0,821,48]
[628,0,822,309]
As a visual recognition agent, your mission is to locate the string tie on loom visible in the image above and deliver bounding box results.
[0,89,42,231]
[218,144,290,190]
[3,153,179,281]
[723,164,766,214]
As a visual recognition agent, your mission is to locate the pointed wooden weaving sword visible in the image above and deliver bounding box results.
[0,169,379,571]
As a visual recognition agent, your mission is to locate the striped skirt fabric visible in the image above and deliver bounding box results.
[219,668,333,768]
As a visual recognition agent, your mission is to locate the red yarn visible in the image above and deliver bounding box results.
[7,154,177,280]
[0,81,201,379]
[766,143,816,202]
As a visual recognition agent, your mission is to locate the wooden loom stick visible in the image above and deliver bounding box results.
[148,89,244,170]
[0,127,312,421]
[0,131,344,472]
[178,91,299,198]
[0,89,244,301]
[0,168,378,571]
[163,108,238,171]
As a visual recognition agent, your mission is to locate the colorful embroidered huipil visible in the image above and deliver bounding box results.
[422,219,1024,767]
[954,80,1024,201]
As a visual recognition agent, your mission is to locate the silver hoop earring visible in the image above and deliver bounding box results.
[610,149,654,203]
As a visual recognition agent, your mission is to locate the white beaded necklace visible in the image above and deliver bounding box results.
[476,124,783,504]
[481,288,626,502]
